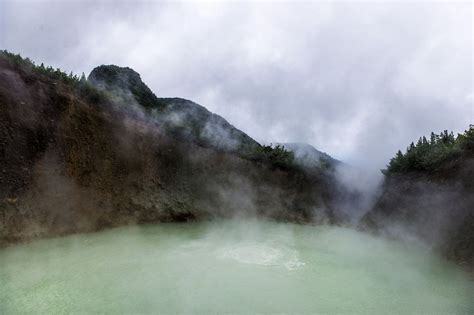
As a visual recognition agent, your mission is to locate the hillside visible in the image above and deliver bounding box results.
[361,127,474,269]
[0,51,346,244]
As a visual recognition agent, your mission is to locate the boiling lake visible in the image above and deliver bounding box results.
[1,220,472,314]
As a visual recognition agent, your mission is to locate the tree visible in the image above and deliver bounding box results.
[422,136,429,146]
[430,132,437,145]
[416,137,423,148]
[385,127,471,174]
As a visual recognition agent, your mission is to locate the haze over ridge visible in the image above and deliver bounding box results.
[1,1,472,169]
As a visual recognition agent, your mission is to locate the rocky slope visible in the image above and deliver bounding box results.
[0,52,345,244]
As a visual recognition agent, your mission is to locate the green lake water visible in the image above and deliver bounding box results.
[1,220,472,314]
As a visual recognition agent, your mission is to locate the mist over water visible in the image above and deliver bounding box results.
[1,220,472,314]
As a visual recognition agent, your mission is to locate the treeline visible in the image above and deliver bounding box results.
[1,50,83,84]
[386,126,474,173]
[0,50,105,104]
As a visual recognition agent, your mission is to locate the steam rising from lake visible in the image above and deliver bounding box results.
[1,220,472,314]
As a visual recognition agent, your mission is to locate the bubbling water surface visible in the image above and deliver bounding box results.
[0,220,472,314]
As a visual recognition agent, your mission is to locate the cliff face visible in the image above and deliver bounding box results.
[0,53,344,244]
[361,154,474,269]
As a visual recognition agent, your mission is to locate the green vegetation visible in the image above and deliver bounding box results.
[386,126,474,174]
[1,50,107,104]
[250,144,295,170]
[1,50,80,84]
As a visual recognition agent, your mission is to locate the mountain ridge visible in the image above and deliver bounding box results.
[89,64,261,156]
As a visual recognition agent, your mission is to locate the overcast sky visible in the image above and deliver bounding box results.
[1,1,472,168]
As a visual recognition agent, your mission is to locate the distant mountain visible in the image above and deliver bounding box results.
[278,142,340,171]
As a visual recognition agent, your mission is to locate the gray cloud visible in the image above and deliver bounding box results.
[1,1,472,169]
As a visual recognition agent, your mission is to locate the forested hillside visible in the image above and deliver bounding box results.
[363,126,474,270]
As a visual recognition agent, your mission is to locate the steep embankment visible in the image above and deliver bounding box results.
[361,141,474,269]
[0,52,344,244]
